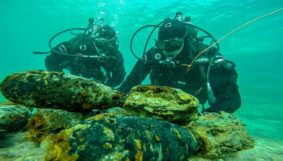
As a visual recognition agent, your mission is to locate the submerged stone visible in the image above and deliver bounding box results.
[28,108,83,143]
[45,113,200,161]
[0,70,123,112]
[0,71,255,160]
[0,103,31,133]
[124,85,199,124]
[187,112,254,159]
[0,105,254,160]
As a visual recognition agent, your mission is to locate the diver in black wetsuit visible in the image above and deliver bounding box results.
[119,13,241,113]
[44,19,126,87]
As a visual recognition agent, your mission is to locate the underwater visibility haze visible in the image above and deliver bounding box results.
[0,0,283,159]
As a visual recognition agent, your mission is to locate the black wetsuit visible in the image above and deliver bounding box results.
[119,39,241,113]
[45,34,126,87]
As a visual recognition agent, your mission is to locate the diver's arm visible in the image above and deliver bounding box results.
[118,59,152,93]
[45,42,71,72]
[206,85,241,113]
[45,54,62,72]
[107,50,126,87]
[205,60,241,113]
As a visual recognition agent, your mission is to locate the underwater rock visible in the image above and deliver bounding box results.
[0,70,123,112]
[0,71,255,160]
[188,112,254,159]
[0,103,31,134]
[28,108,83,143]
[0,105,254,160]
[124,85,199,124]
[45,113,200,161]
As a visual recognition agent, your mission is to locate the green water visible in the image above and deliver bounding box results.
[1,0,283,142]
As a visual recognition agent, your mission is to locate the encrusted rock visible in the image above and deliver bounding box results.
[0,71,255,160]
[28,108,83,143]
[124,85,199,124]
[45,113,200,161]
[0,70,123,112]
[187,112,254,159]
[0,103,31,133]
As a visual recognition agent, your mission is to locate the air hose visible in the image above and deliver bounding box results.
[33,27,87,55]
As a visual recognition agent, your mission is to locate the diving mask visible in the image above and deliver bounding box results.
[155,38,184,52]
[94,37,118,51]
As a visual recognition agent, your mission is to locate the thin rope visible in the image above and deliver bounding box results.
[182,7,283,70]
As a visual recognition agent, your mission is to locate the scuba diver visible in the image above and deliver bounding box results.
[119,12,241,113]
[41,18,126,87]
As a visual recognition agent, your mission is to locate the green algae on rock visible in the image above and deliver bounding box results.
[187,112,254,159]
[0,103,31,133]
[0,70,123,112]
[28,108,83,143]
[45,113,200,161]
[124,85,199,124]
